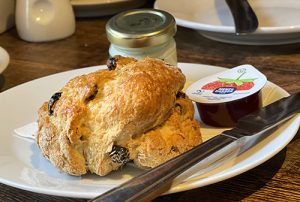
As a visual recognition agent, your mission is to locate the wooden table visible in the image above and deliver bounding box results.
[0,2,299,202]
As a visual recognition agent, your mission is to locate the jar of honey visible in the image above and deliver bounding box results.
[106,9,177,66]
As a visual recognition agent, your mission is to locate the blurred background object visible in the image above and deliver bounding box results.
[0,0,15,34]
[15,0,75,42]
[154,0,300,45]
[225,0,258,34]
[71,0,148,18]
[0,46,9,74]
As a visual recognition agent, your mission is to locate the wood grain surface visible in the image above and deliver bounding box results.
[0,1,299,201]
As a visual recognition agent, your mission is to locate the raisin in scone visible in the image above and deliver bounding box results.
[37,56,202,176]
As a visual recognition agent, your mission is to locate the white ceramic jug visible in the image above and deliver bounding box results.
[15,0,75,42]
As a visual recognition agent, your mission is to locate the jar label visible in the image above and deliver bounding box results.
[186,64,267,104]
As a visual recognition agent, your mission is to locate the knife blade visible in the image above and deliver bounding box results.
[89,92,300,202]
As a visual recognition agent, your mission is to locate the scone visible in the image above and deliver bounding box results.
[127,92,201,168]
[37,56,202,176]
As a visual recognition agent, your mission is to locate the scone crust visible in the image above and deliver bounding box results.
[37,56,187,176]
[126,96,202,168]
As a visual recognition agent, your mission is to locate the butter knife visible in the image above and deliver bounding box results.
[90,92,300,202]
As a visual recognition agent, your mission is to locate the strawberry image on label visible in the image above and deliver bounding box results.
[187,64,267,105]
[202,70,256,91]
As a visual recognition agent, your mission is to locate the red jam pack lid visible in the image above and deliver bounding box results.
[186,64,267,104]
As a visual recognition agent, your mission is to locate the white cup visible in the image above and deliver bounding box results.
[15,0,75,42]
[0,0,15,34]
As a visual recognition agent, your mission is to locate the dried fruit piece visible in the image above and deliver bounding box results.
[107,57,117,70]
[48,92,62,116]
[176,91,186,98]
[109,145,130,165]
[86,85,98,102]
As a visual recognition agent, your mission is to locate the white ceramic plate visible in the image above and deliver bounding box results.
[154,0,300,45]
[0,63,299,198]
[0,46,9,74]
[70,0,146,17]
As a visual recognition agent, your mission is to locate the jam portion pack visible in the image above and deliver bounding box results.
[187,64,267,127]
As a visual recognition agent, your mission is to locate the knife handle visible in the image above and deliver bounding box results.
[225,0,258,34]
[89,134,240,202]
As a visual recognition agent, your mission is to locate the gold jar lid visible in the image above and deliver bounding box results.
[106,9,176,48]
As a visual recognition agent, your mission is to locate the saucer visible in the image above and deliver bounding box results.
[154,0,300,45]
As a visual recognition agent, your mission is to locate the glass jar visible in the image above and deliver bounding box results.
[106,9,177,66]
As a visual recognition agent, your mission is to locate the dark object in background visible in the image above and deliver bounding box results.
[225,0,259,34]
